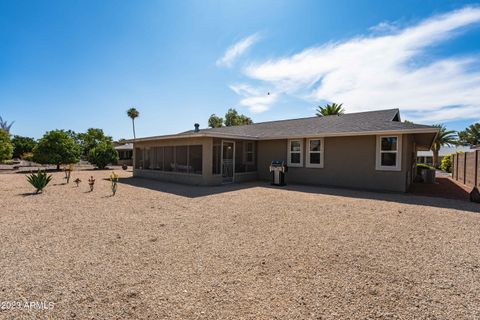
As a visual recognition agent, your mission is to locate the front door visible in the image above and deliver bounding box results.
[222,141,235,183]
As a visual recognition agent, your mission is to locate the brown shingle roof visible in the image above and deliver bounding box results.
[181,109,434,138]
[133,109,438,142]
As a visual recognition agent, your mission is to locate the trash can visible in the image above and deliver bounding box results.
[269,160,288,186]
[421,168,436,184]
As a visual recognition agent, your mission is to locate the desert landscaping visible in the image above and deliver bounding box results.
[1,168,479,319]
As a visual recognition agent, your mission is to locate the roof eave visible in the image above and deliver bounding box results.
[259,128,439,140]
[128,128,438,143]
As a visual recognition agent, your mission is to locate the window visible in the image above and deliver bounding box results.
[376,135,402,171]
[244,141,255,164]
[306,138,324,168]
[288,139,303,167]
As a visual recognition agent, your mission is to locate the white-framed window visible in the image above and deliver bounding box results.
[306,138,324,168]
[376,135,402,171]
[244,141,255,164]
[288,139,303,167]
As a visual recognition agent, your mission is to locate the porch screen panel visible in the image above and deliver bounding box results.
[235,142,243,172]
[236,141,256,172]
[152,147,164,170]
[212,139,221,175]
[189,145,203,174]
[175,146,188,172]
[144,148,151,169]
[135,148,143,169]
[164,146,174,171]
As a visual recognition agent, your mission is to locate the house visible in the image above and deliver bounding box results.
[130,109,438,192]
[115,143,133,166]
[417,145,472,166]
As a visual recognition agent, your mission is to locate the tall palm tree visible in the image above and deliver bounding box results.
[127,107,140,139]
[432,124,457,168]
[316,103,345,117]
[0,116,14,133]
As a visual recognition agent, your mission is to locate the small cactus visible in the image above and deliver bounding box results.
[110,171,119,196]
[88,176,95,192]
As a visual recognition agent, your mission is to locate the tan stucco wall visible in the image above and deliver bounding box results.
[133,137,221,186]
[257,135,413,192]
[133,134,416,191]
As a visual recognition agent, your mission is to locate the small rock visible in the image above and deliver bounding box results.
[127,289,138,298]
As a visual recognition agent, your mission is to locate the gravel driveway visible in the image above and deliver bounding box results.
[1,169,479,319]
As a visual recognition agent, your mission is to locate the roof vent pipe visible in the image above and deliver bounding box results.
[194,123,200,132]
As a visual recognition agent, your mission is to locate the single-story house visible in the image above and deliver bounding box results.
[115,143,133,166]
[130,109,438,192]
[417,145,473,166]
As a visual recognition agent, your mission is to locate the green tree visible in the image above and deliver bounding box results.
[0,116,14,133]
[458,123,480,146]
[208,114,224,128]
[0,129,14,162]
[87,141,119,169]
[11,135,37,159]
[316,103,345,117]
[77,128,113,157]
[33,130,81,170]
[127,107,140,139]
[432,124,457,168]
[224,108,253,126]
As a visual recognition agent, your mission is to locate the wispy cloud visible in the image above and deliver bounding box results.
[229,84,278,113]
[216,33,261,68]
[234,7,480,121]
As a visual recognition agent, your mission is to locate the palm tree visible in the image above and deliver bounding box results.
[127,107,140,139]
[316,103,345,117]
[0,116,14,133]
[432,124,457,168]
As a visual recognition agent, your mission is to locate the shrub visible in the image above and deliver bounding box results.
[21,152,34,161]
[26,170,53,193]
[0,129,13,162]
[416,163,435,175]
[12,135,37,159]
[87,142,118,169]
[33,130,81,170]
[440,154,453,173]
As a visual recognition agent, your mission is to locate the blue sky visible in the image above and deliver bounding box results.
[1,0,480,140]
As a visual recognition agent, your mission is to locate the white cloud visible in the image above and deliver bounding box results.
[216,33,261,67]
[229,84,278,113]
[237,7,480,121]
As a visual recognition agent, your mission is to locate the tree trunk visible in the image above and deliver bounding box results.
[56,163,60,170]
[132,119,136,140]
[433,149,439,168]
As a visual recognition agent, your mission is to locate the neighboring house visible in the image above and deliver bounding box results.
[417,146,472,166]
[115,143,133,166]
[130,109,438,192]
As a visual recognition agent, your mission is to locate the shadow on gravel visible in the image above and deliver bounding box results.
[18,192,39,197]
[118,176,480,213]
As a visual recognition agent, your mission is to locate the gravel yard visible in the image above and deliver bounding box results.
[1,169,479,319]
